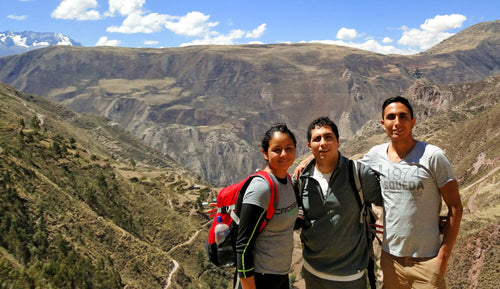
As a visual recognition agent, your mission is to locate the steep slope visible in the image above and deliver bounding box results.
[425,20,500,54]
[0,21,499,186]
[0,83,228,288]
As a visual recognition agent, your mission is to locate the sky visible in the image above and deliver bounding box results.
[1,0,499,55]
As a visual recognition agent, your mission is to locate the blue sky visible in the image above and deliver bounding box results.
[1,0,499,55]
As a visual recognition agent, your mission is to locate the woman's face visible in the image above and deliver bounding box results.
[262,132,296,177]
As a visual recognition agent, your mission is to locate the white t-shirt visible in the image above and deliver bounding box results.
[312,167,332,197]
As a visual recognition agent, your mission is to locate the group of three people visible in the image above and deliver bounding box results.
[230,96,463,289]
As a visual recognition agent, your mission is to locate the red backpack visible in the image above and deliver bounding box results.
[206,170,279,267]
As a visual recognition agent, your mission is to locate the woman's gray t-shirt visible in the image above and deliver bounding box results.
[242,175,299,274]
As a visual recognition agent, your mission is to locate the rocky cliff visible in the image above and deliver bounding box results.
[1,20,499,185]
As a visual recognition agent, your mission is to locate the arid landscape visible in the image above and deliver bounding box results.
[0,20,498,288]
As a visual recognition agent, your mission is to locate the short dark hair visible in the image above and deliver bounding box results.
[307,116,339,142]
[261,123,297,152]
[382,96,414,119]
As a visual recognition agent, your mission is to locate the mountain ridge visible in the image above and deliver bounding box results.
[0,31,82,57]
[0,21,499,186]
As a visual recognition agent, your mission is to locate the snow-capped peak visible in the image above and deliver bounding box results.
[0,31,82,57]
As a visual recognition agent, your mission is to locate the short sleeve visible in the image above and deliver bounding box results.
[242,177,271,209]
[430,149,456,188]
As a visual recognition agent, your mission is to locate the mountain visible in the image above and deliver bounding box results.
[0,31,82,57]
[1,69,498,287]
[0,82,232,288]
[0,21,499,187]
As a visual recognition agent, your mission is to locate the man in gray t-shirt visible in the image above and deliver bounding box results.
[361,96,463,289]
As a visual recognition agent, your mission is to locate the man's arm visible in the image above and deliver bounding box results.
[359,163,383,206]
[437,179,463,274]
[292,154,314,179]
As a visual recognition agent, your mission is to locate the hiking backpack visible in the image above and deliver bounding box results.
[348,160,383,289]
[206,170,280,267]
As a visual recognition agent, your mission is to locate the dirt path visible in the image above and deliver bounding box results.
[163,229,203,289]
[163,260,179,289]
[463,166,500,213]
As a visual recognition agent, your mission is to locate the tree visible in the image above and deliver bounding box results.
[18,118,25,129]
[30,116,40,131]
[69,137,76,149]
[52,142,62,157]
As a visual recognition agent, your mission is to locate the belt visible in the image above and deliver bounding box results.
[385,251,435,264]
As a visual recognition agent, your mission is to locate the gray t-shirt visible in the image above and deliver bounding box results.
[242,175,298,274]
[361,141,456,257]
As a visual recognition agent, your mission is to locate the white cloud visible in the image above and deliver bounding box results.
[382,37,393,44]
[303,14,468,55]
[247,41,265,45]
[309,39,418,55]
[51,0,101,20]
[107,12,172,33]
[7,15,28,20]
[180,29,246,46]
[420,14,467,33]
[49,0,267,47]
[356,39,419,55]
[336,28,358,40]
[144,40,159,45]
[398,28,452,49]
[398,14,466,49]
[165,12,219,37]
[95,36,121,46]
[245,24,266,38]
[107,0,145,16]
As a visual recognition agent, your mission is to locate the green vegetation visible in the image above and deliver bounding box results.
[0,87,226,288]
[0,143,123,288]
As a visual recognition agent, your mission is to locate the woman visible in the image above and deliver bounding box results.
[235,123,299,289]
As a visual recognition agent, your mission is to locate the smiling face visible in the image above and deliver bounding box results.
[262,131,296,178]
[381,101,416,142]
[307,125,339,166]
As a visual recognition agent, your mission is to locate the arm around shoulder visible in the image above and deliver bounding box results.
[359,162,383,206]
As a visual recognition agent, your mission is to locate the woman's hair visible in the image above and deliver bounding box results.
[261,123,297,152]
[382,96,414,119]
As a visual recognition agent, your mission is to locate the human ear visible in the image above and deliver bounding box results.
[262,149,269,161]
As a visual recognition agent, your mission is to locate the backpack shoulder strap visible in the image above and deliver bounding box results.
[348,160,363,208]
[233,170,278,231]
[348,160,366,224]
[253,171,278,231]
[349,160,378,289]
